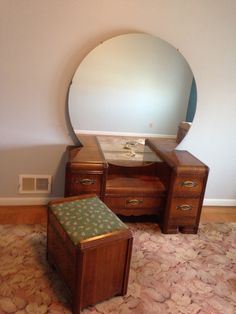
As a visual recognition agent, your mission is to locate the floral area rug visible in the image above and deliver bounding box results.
[0,223,235,314]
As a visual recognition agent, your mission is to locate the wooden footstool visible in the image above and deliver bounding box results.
[47,194,133,314]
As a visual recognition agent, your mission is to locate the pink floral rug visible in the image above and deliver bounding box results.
[0,223,235,314]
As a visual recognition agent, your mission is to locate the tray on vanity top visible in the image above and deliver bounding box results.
[97,136,162,167]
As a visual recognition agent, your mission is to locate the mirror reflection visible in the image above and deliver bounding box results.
[68,33,196,139]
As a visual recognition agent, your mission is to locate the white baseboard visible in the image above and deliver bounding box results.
[0,197,236,207]
[0,197,56,206]
[203,199,236,206]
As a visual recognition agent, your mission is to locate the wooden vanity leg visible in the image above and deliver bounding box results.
[179,225,198,234]
[161,225,179,234]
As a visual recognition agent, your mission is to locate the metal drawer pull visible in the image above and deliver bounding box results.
[127,199,143,205]
[181,181,197,188]
[78,178,96,185]
[176,204,193,211]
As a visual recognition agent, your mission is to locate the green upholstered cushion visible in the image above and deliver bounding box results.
[49,196,127,245]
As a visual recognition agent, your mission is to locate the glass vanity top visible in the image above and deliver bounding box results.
[97,136,161,165]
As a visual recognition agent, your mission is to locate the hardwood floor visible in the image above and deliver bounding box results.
[200,206,236,223]
[0,205,235,225]
[0,205,47,224]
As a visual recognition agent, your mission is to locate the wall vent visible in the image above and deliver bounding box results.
[19,175,52,194]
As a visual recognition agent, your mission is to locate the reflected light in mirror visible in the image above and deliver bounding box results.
[68,33,196,139]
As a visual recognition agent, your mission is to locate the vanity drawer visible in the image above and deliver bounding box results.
[66,174,102,196]
[168,197,200,222]
[173,176,204,196]
[104,195,164,216]
[105,195,164,211]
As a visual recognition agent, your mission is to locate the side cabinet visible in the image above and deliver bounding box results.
[65,162,107,199]
[157,152,209,234]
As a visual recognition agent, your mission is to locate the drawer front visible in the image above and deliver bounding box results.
[168,197,200,222]
[105,196,163,210]
[104,195,164,216]
[67,173,102,195]
[173,176,204,196]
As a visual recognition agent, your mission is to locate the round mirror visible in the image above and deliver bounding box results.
[68,33,196,139]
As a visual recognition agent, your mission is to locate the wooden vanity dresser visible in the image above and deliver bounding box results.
[65,136,209,234]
